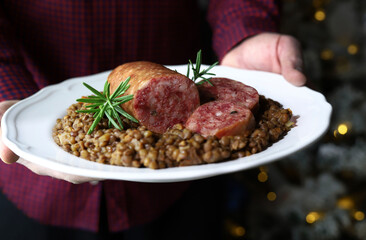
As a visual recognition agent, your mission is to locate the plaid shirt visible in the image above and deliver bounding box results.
[0,0,278,232]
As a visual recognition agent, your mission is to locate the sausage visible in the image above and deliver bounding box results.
[108,61,200,134]
[197,78,259,112]
[185,100,255,138]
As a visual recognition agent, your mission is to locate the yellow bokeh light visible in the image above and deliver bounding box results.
[314,10,326,21]
[338,124,348,135]
[337,197,354,210]
[306,212,321,224]
[267,192,277,201]
[354,211,365,221]
[233,226,246,237]
[258,172,268,182]
[348,44,359,55]
[227,220,246,237]
[321,49,334,60]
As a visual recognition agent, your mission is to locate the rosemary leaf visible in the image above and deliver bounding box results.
[112,108,124,129]
[186,64,190,79]
[103,81,109,96]
[114,94,134,103]
[82,82,105,99]
[84,103,103,109]
[105,110,122,130]
[106,108,113,128]
[115,105,138,123]
[201,61,218,73]
[83,95,100,99]
[76,98,106,103]
[186,50,218,85]
[110,76,131,99]
[87,104,107,134]
[106,83,111,99]
[196,78,214,86]
[77,78,137,134]
[195,49,201,73]
[75,109,99,113]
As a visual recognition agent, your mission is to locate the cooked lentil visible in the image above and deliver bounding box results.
[52,95,294,169]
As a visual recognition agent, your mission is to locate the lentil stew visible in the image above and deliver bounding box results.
[52,96,294,169]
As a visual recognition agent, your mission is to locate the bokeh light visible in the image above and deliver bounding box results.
[306,212,321,224]
[314,10,326,21]
[267,192,277,201]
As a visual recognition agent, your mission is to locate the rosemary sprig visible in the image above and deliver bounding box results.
[76,77,138,134]
[186,50,218,86]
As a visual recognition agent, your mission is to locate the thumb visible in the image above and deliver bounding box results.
[0,128,19,164]
[0,100,20,164]
[278,36,307,86]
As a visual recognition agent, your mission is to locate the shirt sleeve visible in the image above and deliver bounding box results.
[0,7,39,102]
[207,0,280,61]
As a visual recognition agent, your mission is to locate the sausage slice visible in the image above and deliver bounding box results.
[198,78,259,112]
[185,100,255,138]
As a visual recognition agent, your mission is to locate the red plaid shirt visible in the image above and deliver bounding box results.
[0,0,278,232]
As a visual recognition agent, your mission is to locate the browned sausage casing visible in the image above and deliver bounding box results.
[108,61,200,134]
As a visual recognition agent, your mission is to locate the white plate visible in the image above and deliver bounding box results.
[1,65,332,183]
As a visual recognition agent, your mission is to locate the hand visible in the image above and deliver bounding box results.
[0,100,19,163]
[221,32,307,86]
[0,100,100,184]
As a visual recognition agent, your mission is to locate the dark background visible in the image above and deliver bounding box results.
[224,1,366,239]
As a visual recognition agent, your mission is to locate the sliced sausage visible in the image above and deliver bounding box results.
[198,78,259,112]
[185,100,255,138]
[108,61,200,134]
